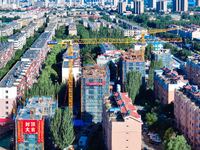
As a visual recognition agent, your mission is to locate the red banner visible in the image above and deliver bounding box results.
[22,120,38,134]
[86,81,106,86]
[37,120,44,143]
[17,120,24,143]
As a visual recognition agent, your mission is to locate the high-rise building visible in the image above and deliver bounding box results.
[149,0,156,9]
[103,92,142,150]
[196,0,200,6]
[120,49,145,91]
[156,0,167,12]
[174,85,200,149]
[113,0,119,7]
[118,1,126,14]
[133,0,144,14]
[173,0,188,12]
[56,0,65,7]
[15,96,57,150]
[81,65,110,123]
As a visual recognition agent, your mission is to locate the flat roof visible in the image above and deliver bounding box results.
[30,32,51,49]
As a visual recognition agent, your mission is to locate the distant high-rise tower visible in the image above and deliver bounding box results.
[113,0,119,7]
[173,0,188,12]
[156,0,167,12]
[149,0,156,9]
[196,0,200,6]
[133,0,144,14]
[56,0,65,7]
[118,1,126,14]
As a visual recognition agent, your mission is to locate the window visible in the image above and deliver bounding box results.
[5,101,8,104]
[6,112,8,115]
[6,106,8,109]
[5,90,8,93]
[5,96,8,99]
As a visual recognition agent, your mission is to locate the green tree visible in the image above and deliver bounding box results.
[145,44,153,60]
[50,108,75,149]
[145,112,158,126]
[148,60,163,89]
[164,128,176,143]
[165,135,191,150]
[125,71,142,103]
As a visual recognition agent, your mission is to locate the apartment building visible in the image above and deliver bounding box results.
[185,54,200,86]
[0,25,13,37]
[62,44,81,83]
[174,85,200,149]
[156,0,167,13]
[15,96,57,150]
[133,0,144,14]
[118,1,126,14]
[100,43,117,54]
[120,49,145,89]
[8,32,27,50]
[151,49,172,68]
[45,22,58,37]
[103,92,142,150]
[81,65,110,123]
[173,0,188,12]
[68,23,77,36]
[0,61,39,119]
[0,42,14,69]
[154,68,188,104]
[21,23,36,38]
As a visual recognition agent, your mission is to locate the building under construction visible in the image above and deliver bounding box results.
[15,96,57,150]
[120,49,145,90]
[81,65,110,123]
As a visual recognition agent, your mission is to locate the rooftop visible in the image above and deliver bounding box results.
[104,92,142,122]
[155,68,187,84]
[0,42,13,52]
[100,43,117,53]
[152,49,171,55]
[0,61,32,87]
[121,49,144,62]
[187,53,200,65]
[82,65,107,78]
[179,84,200,107]
[17,96,57,120]
[21,49,40,60]
[8,32,26,41]
[30,32,51,49]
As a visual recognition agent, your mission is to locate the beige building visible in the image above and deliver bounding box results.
[174,85,200,149]
[133,0,144,14]
[103,92,142,150]
[173,0,188,12]
[154,68,188,104]
[197,0,200,6]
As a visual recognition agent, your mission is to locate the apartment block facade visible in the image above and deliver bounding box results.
[15,96,57,150]
[81,65,110,123]
[154,68,188,104]
[174,85,200,149]
[185,54,200,86]
[103,92,142,150]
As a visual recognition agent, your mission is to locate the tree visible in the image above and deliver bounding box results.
[50,108,75,149]
[165,135,191,150]
[125,71,142,103]
[145,44,153,60]
[148,60,163,89]
[145,112,158,126]
[164,128,176,143]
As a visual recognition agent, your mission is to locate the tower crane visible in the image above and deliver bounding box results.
[47,27,179,112]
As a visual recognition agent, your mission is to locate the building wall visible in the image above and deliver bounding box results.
[0,87,17,118]
[186,60,200,86]
[81,66,110,123]
[174,91,200,149]
[103,106,142,150]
